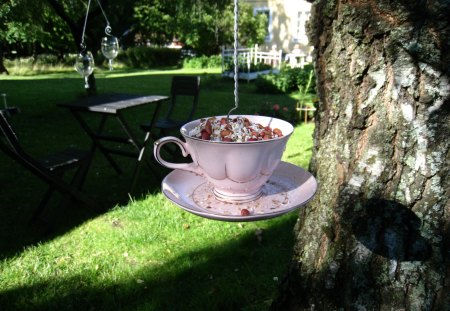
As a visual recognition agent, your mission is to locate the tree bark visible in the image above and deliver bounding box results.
[272,0,449,310]
[0,45,9,75]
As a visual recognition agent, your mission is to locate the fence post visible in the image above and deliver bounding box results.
[221,46,225,74]
[278,49,282,69]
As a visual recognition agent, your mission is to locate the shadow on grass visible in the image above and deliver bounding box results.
[0,71,201,259]
[0,214,298,311]
[0,70,298,261]
[0,152,164,260]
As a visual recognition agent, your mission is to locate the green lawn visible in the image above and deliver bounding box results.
[0,67,314,310]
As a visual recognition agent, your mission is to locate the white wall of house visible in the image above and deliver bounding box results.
[244,0,312,55]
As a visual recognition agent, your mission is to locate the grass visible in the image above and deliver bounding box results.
[0,67,314,310]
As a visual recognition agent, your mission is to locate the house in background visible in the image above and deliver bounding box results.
[244,0,312,58]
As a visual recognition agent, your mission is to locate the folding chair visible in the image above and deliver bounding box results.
[0,110,96,223]
[128,76,200,191]
[140,75,201,139]
[1,93,20,116]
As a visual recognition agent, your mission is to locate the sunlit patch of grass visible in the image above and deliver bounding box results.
[283,122,315,169]
[0,192,301,310]
[0,69,315,311]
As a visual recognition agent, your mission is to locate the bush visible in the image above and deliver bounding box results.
[34,54,60,66]
[4,54,78,75]
[255,64,316,94]
[61,54,77,67]
[118,47,182,68]
[254,72,284,94]
[182,55,222,69]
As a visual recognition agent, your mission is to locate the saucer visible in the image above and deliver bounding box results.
[161,161,317,222]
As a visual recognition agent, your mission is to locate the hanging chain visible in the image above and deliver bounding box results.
[80,0,92,51]
[227,0,239,119]
[96,0,112,35]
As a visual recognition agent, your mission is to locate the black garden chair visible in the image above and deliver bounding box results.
[138,76,201,165]
[140,75,201,139]
[0,110,96,223]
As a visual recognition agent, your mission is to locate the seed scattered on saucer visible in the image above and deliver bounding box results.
[240,209,250,216]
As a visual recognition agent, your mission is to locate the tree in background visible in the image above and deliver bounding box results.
[0,2,12,74]
[133,0,267,55]
[0,0,48,74]
[1,0,267,69]
[237,2,268,48]
[271,0,449,309]
[0,0,136,71]
[46,0,136,55]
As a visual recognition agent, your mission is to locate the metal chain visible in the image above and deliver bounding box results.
[96,0,112,36]
[80,0,92,51]
[227,0,239,119]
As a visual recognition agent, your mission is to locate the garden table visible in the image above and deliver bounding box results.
[58,93,169,192]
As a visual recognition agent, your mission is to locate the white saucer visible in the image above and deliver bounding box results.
[161,161,317,222]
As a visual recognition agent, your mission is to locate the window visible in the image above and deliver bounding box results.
[294,10,311,44]
[254,7,272,42]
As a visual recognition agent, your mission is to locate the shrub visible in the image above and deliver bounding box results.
[61,54,77,67]
[182,54,222,69]
[254,72,284,94]
[255,64,316,94]
[4,54,78,75]
[35,54,60,66]
[118,47,182,68]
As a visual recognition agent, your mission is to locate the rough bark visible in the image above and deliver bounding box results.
[272,0,449,310]
[0,45,9,75]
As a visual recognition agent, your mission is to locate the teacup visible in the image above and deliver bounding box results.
[153,115,294,203]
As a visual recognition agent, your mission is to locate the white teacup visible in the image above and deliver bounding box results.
[153,115,294,203]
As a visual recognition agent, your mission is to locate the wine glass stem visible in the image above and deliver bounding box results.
[109,59,113,71]
[84,76,90,89]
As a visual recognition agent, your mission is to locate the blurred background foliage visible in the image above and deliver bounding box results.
[0,0,267,74]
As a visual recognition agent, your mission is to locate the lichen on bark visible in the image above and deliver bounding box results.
[271,0,449,310]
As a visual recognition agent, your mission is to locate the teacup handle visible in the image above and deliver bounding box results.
[153,136,202,175]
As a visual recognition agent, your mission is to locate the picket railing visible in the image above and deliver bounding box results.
[221,44,282,81]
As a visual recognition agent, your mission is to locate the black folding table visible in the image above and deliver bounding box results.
[58,93,169,193]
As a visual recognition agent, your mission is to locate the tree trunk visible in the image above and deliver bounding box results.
[0,45,9,75]
[271,0,449,310]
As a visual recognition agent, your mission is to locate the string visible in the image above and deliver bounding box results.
[96,0,112,35]
[80,0,92,51]
[227,0,239,119]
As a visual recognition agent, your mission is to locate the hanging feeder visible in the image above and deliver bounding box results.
[155,0,317,222]
[74,0,119,88]
[74,0,95,88]
[98,0,119,71]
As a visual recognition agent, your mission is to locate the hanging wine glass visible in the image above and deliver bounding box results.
[74,51,95,88]
[74,0,95,89]
[96,0,119,71]
[101,35,119,71]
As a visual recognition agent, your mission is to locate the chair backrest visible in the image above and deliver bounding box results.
[0,110,96,209]
[0,110,48,175]
[0,110,27,157]
[165,76,200,122]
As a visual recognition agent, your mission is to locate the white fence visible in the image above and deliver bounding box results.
[221,44,282,81]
